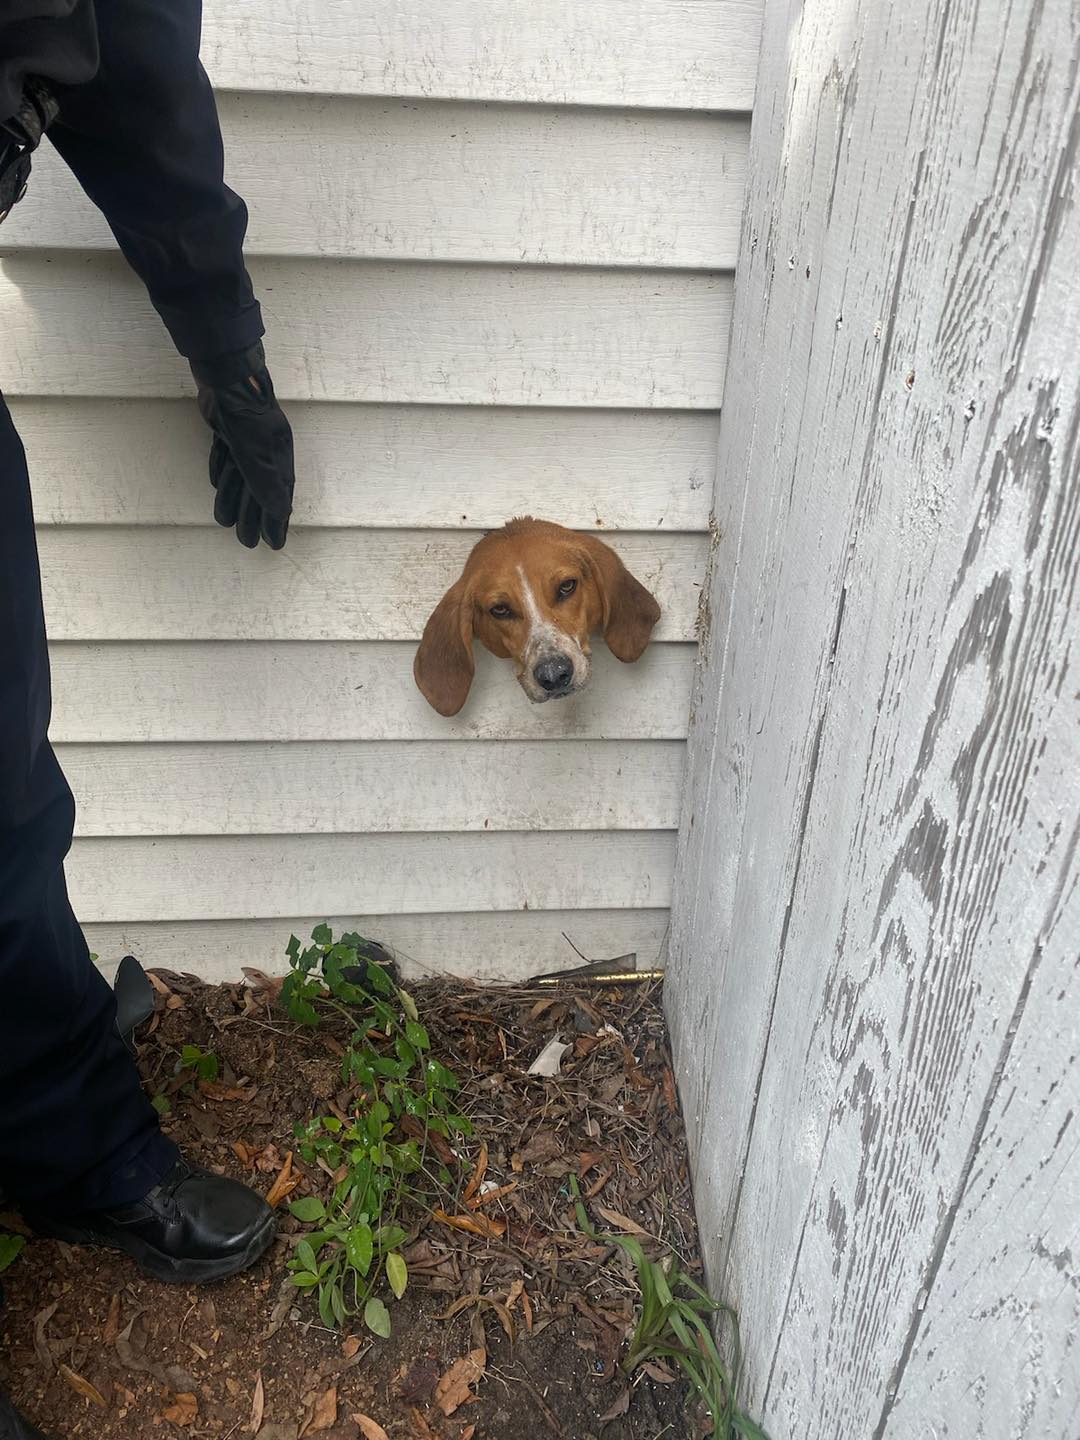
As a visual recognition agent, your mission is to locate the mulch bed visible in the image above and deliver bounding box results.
[1,967,707,1440]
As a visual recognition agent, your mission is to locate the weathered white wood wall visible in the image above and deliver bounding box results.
[0,1,763,979]
[666,0,1080,1435]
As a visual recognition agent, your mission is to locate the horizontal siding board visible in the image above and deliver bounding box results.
[199,1,763,111]
[9,98,748,270]
[49,642,696,742]
[61,740,685,835]
[38,529,704,641]
[0,254,730,408]
[87,909,671,984]
[68,831,675,921]
[15,399,716,531]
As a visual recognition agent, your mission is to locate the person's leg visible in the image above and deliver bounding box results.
[0,396,274,1286]
[0,395,177,1209]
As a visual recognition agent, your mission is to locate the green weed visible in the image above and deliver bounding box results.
[0,1232,24,1273]
[572,1177,768,1439]
[178,1044,220,1083]
[280,924,468,1336]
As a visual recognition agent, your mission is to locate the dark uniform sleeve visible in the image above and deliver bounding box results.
[0,3,99,121]
[45,0,264,362]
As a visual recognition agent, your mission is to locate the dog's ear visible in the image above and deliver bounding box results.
[579,534,661,662]
[414,579,475,715]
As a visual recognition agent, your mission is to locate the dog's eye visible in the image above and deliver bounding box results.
[557,578,578,598]
[489,603,512,619]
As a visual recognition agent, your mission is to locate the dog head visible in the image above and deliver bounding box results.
[414,517,662,715]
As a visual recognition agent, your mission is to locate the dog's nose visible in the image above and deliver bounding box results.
[534,655,574,693]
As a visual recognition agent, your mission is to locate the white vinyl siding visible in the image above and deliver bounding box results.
[0,1,759,980]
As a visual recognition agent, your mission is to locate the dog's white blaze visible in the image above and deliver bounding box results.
[516,566,561,654]
[515,564,590,702]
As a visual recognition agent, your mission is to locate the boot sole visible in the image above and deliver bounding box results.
[30,1210,276,1284]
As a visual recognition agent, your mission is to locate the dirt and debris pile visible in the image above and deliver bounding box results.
[1,969,707,1439]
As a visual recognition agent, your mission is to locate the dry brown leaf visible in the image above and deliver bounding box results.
[199,1081,256,1102]
[265,1152,298,1209]
[577,1150,607,1178]
[341,1336,362,1360]
[432,1208,505,1240]
[470,1181,517,1209]
[32,1300,59,1370]
[515,1130,563,1165]
[407,1409,436,1439]
[585,1167,614,1201]
[460,1427,476,1440]
[248,1372,265,1434]
[462,1141,488,1206]
[59,1365,108,1409]
[102,1293,122,1345]
[642,1359,679,1384]
[351,1416,390,1440]
[242,967,285,997]
[597,1388,630,1423]
[433,1294,481,1323]
[504,1278,536,1333]
[434,1348,486,1417]
[433,1293,514,1343]
[594,1204,651,1238]
[304,1385,337,1434]
[261,1277,294,1340]
[162,1392,198,1426]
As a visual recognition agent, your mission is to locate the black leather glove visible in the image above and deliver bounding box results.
[190,342,295,550]
[0,78,58,224]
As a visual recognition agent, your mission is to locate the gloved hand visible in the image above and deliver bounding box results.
[190,342,295,550]
[0,79,58,224]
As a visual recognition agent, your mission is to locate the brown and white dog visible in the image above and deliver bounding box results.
[414,518,661,716]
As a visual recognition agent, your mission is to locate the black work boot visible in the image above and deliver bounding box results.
[0,1389,55,1440]
[26,1159,274,1284]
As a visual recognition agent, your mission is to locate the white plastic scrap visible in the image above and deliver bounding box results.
[526,1035,571,1077]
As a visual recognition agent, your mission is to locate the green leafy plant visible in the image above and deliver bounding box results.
[572,1177,768,1439]
[281,924,470,1336]
[178,1044,220,1083]
[0,1232,24,1273]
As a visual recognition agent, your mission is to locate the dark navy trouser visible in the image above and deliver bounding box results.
[0,397,178,1210]
[0,0,265,1208]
